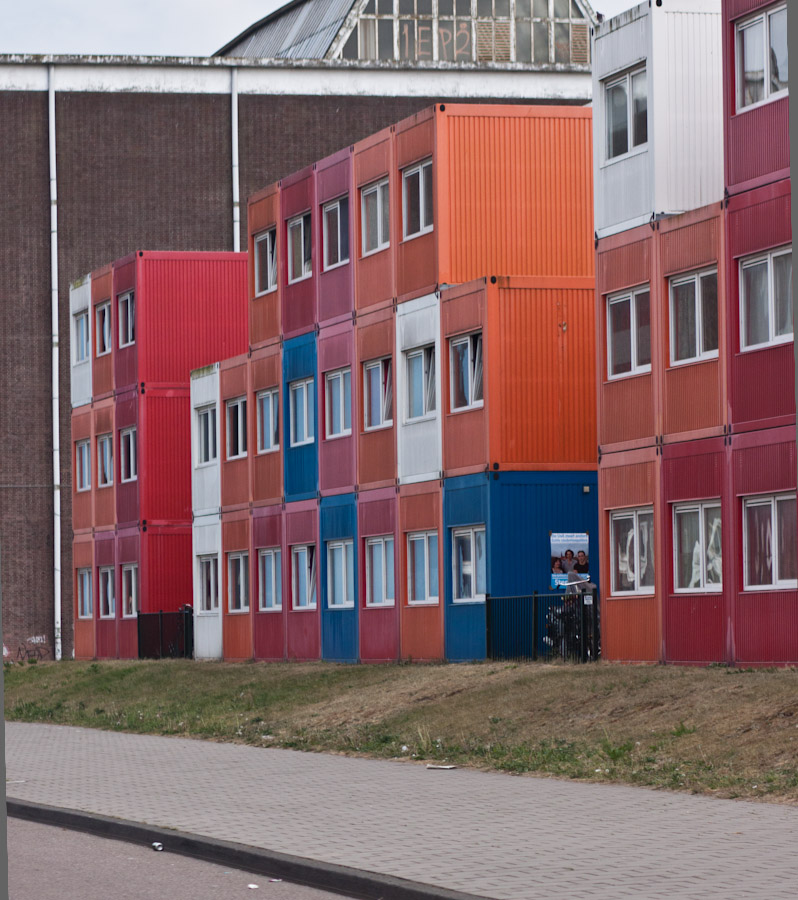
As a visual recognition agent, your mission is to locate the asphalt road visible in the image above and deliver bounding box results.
[7,818,355,900]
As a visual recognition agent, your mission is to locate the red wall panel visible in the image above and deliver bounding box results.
[317,147,355,326]
[319,321,356,495]
[356,306,396,489]
[94,533,117,659]
[222,513,253,660]
[253,506,286,661]
[358,489,399,662]
[251,348,282,506]
[113,255,137,392]
[72,408,93,533]
[220,356,251,511]
[285,500,320,661]
[281,166,317,338]
[72,536,95,660]
[139,390,192,523]
[91,265,114,399]
[115,390,139,528]
[93,401,116,531]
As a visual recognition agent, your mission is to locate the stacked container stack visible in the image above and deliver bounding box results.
[593,0,796,665]
[192,103,599,662]
[70,253,248,659]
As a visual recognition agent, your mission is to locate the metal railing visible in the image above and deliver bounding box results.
[137,607,194,659]
[486,589,600,663]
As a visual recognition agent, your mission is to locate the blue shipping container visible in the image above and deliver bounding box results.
[283,333,319,502]
[320,493,359,662]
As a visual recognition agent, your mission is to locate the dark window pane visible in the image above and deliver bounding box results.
[400,19,416,59]
[773,252,793,338]
[609,298,631,376]
[743,261,769,347]
[534,0,548,16]
[495,0,510,17]
[554,22,569,63]
[571,0,584,17]
[478,0,492,16]
[674,509,700,590]
[700,273,718,354]
[342,27,358,59]
[778,497,797,582]
[378,0,393,12]
[746,502,772,586]
[534,21,549,62]
[635,291,651,367]
[302,213,312,271]
[740,20,764,107]
[423,164,433,228]
[457,0,471,14]
[607,80,628,158]
[439,0,453,13]
[517,0,531,15]
[554,0,569,17]
[400,0,414,12]
[439,19,455,60]
[769,8,788,93]
[455,20,472,59]
[405,169,421,235]
[632,70,647,146]
[418,0,432,13]
[378,19,394,58]
[671,280,696,362]
[516,21,532,62]
[364,0,376,12]
[339,198,349,261]
[417,18,434,58]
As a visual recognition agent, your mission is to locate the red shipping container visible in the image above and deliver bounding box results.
[281,165,317,339]
[316,147,355,328]
[72,535,95,660]
[248,182,282,349]
[356,305,396,491]
[251,345,283,508]
[285,500,320,661]
[220,354,251,512]
[358,488,400,663]
[222,511,253,661]
[319,320,357,496]
[253,505,286,661]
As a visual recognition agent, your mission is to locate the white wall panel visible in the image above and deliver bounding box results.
[193,514,222,660]
[190,365,221,518]
[69,275,92,409]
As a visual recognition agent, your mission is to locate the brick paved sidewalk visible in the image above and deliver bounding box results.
[6,722,798,900]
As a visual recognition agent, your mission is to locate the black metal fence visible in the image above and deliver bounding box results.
[486,589,600,662]
[137,607,194,659]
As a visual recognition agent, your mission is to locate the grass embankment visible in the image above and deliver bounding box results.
[5,659,798,802]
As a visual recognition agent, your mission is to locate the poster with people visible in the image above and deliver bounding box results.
[550,533,590,589]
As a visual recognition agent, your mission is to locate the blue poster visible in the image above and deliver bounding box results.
[550,532,590,590]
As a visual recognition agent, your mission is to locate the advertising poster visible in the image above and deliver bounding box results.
[550,532,590,589]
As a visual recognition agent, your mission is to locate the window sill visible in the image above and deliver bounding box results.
[449,402,484,415]
[408,599,439,607]
[743,583,798,592]
[97,483,114,490]
[119,341,135,350]
[402,226,434,243]
[196,610,221,617]
[73,359,90,368]
[328,603,356,611]
[289,439,315,449]
[324,431,352,442]
[673,587,723,595]
[77,615,94,621]
[122,613,137,620]
[607,590,656,599]
[99,614,116,620]
[363,422,393,433]
[669,353,719,369]
[323,259,349,273]
[226,453,249,462]
[605,367,652,383]
[292,605,317,612]
[361,244,390,259]
[453,597,486,605]
[195,460,219,469]
[735,90,788,116]
[287,273,313,286]
[600,143,648,169]
[96,351,112,359]
[365,601,396,609]
[120,477,138,484]
[405,413,437,425]
[740,335,794,354]
[257,446,280,455]
[254,286,278,298]
[227,608,250,615]
[76,486,91,494]
[257,607,283,614]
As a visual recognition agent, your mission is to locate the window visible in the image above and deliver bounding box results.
[402,160,433,239]
[669,270,719,365]
[406,345,436,420]
[257,389,279,454]
[327,540,355,609]
[361,178,390,255]
[366,535,395,606]
[450,333,483,410]
[258,548,282,612]
[118,291,135,347]
[610,508,655,594]
[77,568,92,619]
[74,310,89,364]
[515,0,590,65]
[740,248,792,350]
[605,67,647,160]
[120,427,137,483]
[97,434,113,487]
[255,227,277,295]
[323,197,350,270]
[325,368,352,438]
[198,555,219,613]
[99,567,115,618]
[287,212,312,283]
[228,552,249,613]
[76,440,91,492]
[197,405,217,465]
[289,378,315,447]
[364,357,393,429]
[453,527,486,602]
[673,502,722,592]
[121,564,138,617]
[737,4,788,110]
[291,545,317,609]
[226,396,247,460]
[96,302,111,356]
[743,494,797,589]
[408,531,439,605]
[607,286,651,378]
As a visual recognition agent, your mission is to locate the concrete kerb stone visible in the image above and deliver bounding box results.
[6,799,490,900]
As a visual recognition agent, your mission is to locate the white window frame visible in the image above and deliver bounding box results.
[256,389,280,454]
[603,66,647,164]
[405,345,436,421]
[291,545,317,610]
[120,427,137,483]
[254,227,278,295]
[99,566,115,619]
[739,247,793,351]
[361,177,390,256]
[743,493,797,590]
[326,540,355,609]
[287,212,312,284]
[74,310,90,364]
[258,548,282,612]
[76,439,91,492]
[407,531,439,606]
[198,555,219,614]
[95,301,112,357]
[452,526,487,604]
[118,291,135,348]
[77,568,93,619]
[196,405,217,466]
[97,433,113,487]
[672,501,722,594]
[735,4,788,113]
[365,535,395,608]
[289,377,316,447]
[121,564,138,618]
[227,551,250,613]
[449,333,484,411]
[402,159,433,240]
[363,357,393,430]
[606,285,651,380]
[226,396,248,460]
[325,368,352,439]
[322,196,350,271]
[610,507,655,596]
[669,268,719,366]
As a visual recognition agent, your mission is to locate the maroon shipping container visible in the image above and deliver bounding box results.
[281,165,317,339]
[222,511,253,661]
[116,526,140,659]
[248,182,282,349]
[316,147,355,328]
[723,0,790,195]
[93,399,116,532]
[71,406,93,534]
[115,389,139,529]
[285,499,320,661]
[319,320,357,496]
[253,505,286,661]
[73,535,95,660]
[91,264,114,401]
[358,488,400,662]
[251,345,283,507]
[356,305,396,490]
[94,532,117,659]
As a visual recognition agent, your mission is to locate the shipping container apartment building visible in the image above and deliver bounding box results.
[192,102,599,662]
[70,253,248,659]
[593,0,796,665]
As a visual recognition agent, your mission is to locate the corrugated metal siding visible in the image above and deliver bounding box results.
[317,149,354,326]
[441,109,594,283]
[222,514,253,660]
[319,322,356,495]
[660,216,720,275]
[193,514,223,660]
[735,592,798,664]
[71,409,93,532]
[191,367,221,518]
[600,376,655,446]
[94,533,117,659]
[597,151,652,238]
[283,334,319,502]
[662,441,724,500]
[600,458,656,509]
[597,237,651,295]
[252,505,285,661]
[733,439,797,497]
[70,276,92,409]
[602,597,659,662]
[664,361,723,435]
[727,183,791,259]
[731,345,795,428]
[281,169,317,338]
[113,257,137,392]
[285,500,320,661]
[358,489,400,662]
[93,401,116,531]
[727,99,789,191]
[140,392,192,523]
[320,494,358,662]
[356,309,396,489]
[91,266,114,400]
[115,391,140,528]
[73,537,95,660]
[249,187,282,348]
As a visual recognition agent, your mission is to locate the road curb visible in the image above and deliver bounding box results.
[7,799,490,900]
